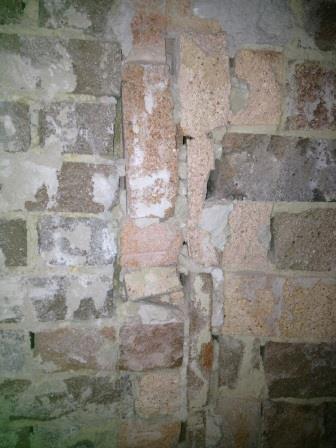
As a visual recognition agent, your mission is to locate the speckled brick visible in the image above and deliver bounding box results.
[0,219,27,267]
[0,102,30,152]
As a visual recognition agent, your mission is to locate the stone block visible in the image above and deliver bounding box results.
[222,202,272,272]
[120,219,182,269]
[218,335,244,388]
[0,330,26,374]
[0,218,27,267]
[302,0,336,51]
[118,420,181,448]
[122,63,177,219]
[119,323,184,371]
[193,0,296,55]
[0,276,24,322]
[178,32,230,137]
[208,397,261,448]
[0,0,26,24]
[263,341,336,398]
[124,266,181,301]
[64,375,121,406]
[286,61,336,130]
[0,102,30,153]
[230,49,283,126]
[26,274,114,321]
[39,102,116,155]
[0,34,121,97]
[134,370,181,417]
[35,327,117,371]
[223,272,336,340]
[209,134,336,201]
[54,162,120,213]
[262,401,324,448]
[271,207,336,271]
[37,216,116,266]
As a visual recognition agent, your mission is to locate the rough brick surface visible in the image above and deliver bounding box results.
[178,32,230,137]
[0,34,121,96]
[39,102,116,155]
[262,401,324,448]
[135,370,181,417]
[263,341,336,398]
[0,0,26,25]
[223,272,336,340]
[35,327,117,371]
[37,216,116,266]
[121,219,182,269]
[0,219,27,267]
[230,49,283,126]
[218,336,244,388]
[0,330,26,374]
[209,134,336,202]
[286,61,336,130]
[119,323,184,371]
[271,208,336,271]
[122,63,178,219]
[0,277,24,322]
[119,420,181,448]
[302,0,336,51]
[222,202,272,271]
[0,102,30,153]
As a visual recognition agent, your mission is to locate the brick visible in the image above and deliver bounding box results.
[0,0,26,24]
[222,202,272,271]
[209,134,336,201]
[39,0,119,39]
[54,162,119,213]
[39,102,116,155]
[188,274,213,411]
[193,0,296,55]
[218,336,244,388]
[271,208,336,271]
[323,402,336,447]
[129,0,166,63]
[209,397,261,448]
[262,401,323,448]
[0,102,30,152]
[122,63,178,219]
[0,218,27,267]
[26,274,114,321]
[303,1,336,51]
[120,219,182,268]
[124,266,181,301]
[35,327,117,371]
[0,277,24,322]
[178,32,230,137]
[0,34,121,96]
[230,49,283,126]
[135,370,181,417]
[119,323,184,371]
[263,341,336,398]
[223,272,336,340]
[286,61,336,130]
[64,375,120,406]
[118,420,180,448]
[0,330,26,374]
[37,216,116,266]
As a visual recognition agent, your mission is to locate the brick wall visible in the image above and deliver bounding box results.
[0,1,335,447]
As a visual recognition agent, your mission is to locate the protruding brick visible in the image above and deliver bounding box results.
[271,207,336,271]
[0,102,30,152]
[0,330,26,374]
[286,61,336,130]
[263,341,336,398]
[121,219,182,269]
[210,134,336,201]
[222,202,272,271]
[178,32,230,137]
[118,420,181,448]
[0,218,27,267]
[119,323,184,371]
[135,370,181,417]
[0,34,121,96]
[262,401,323,448]
[35,327,117,371]
[39,102,116,155]
[230,49,283,126]
[122,63,177,219]
[37,216,116,266]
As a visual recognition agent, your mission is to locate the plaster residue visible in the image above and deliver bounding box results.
[93,172,119,211]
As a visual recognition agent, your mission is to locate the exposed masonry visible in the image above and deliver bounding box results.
[0,0,336,447]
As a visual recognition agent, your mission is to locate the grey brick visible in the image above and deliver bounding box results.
[0,102,31,153]
[0,219,27,267]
